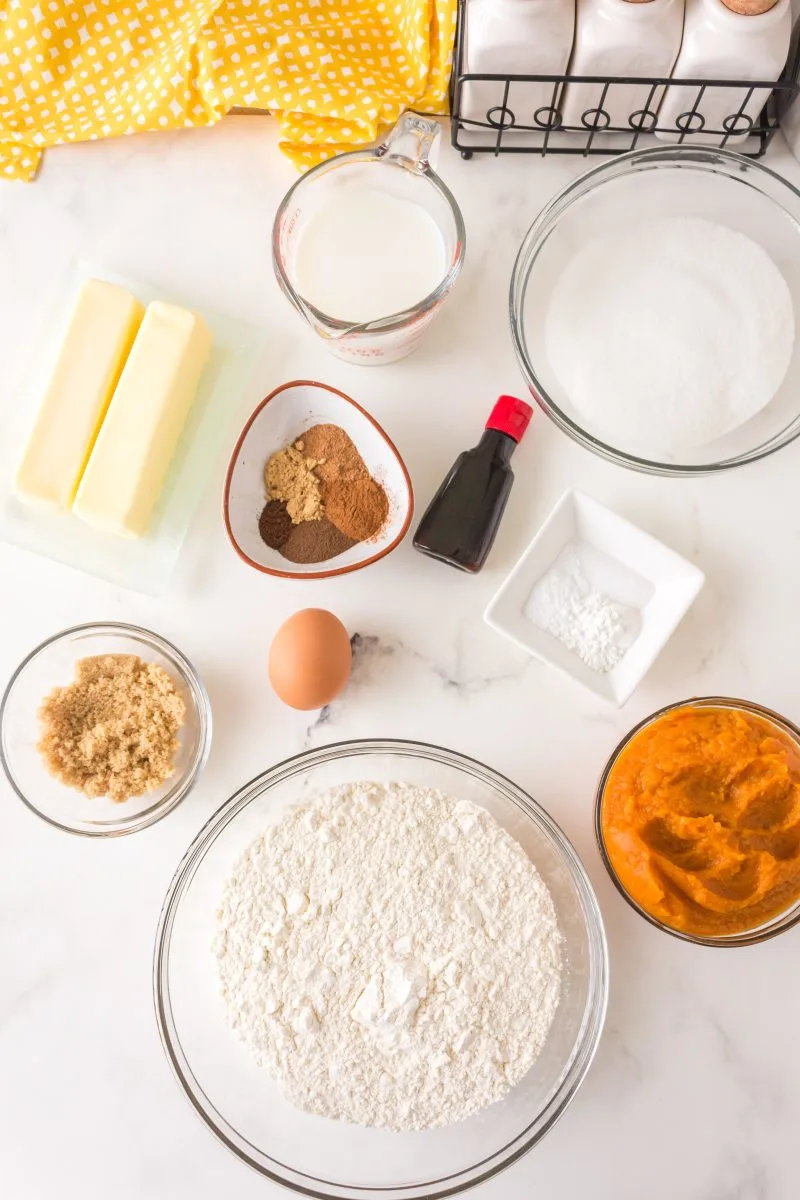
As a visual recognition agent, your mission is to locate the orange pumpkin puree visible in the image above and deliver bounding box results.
[601,705,800,937]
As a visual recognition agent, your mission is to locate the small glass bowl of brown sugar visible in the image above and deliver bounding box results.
[0,622,211,837]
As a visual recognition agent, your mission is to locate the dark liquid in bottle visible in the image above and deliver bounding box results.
[413,430,516,573]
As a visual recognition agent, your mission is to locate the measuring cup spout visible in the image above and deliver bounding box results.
[377,113,441,175]
[283,285,364,342]
[271,107,462,363]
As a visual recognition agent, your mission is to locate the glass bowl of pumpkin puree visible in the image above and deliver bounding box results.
[596,698,800,946]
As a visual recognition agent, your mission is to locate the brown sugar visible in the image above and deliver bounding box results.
[37,654,186,803]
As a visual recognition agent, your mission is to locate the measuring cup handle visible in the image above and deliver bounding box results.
[378,113,440,174]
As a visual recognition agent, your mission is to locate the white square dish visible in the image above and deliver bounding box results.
[484,490,705,705]
[0,263,265,595]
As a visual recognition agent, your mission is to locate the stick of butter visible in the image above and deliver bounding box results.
[73,301,212,538]
[14,280,144,509]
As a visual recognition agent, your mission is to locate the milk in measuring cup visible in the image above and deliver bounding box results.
[293,186,448,324]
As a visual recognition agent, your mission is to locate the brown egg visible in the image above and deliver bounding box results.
[268,609,351,710]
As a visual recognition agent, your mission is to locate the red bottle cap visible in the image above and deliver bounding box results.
[485,395,533,442]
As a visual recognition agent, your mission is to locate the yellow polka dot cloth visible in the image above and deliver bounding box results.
[0,0,456,181]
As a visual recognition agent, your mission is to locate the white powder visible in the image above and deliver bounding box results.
[545,216,795,454]
[214,782,562,1131]
[526,544,634,673]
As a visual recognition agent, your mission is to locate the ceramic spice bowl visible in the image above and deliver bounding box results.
[223,380,413,580]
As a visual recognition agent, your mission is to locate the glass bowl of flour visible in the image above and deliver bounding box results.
[154,739,607,1197]
[511,147,800,475]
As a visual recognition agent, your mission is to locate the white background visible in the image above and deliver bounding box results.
[1,119,799,1199]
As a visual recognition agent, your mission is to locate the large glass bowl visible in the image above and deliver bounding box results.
[595,696,800,947]
[510,147,800,476]
[154,740,608,1198]
[0,622,211,837]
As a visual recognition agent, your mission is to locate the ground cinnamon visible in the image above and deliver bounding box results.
[295,424,389,541]
[325,476,389,541]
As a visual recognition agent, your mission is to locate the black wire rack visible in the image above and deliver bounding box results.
[450,1,800,158]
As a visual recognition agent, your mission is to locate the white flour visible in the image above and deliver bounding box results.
[214,782,562,1131]
[526,543,634,672]
[545,216,795,454]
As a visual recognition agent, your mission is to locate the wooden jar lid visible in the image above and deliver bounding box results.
[720,0,780,14]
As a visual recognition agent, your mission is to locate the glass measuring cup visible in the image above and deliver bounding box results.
[272,114,466,365]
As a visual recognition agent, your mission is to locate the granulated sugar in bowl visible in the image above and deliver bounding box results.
[545,216,793,455]
[512,146,800,475]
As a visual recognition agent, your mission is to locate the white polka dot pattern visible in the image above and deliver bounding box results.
[0,0,456,180]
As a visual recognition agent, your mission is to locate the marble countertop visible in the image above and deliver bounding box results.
[2,120,800,1200]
